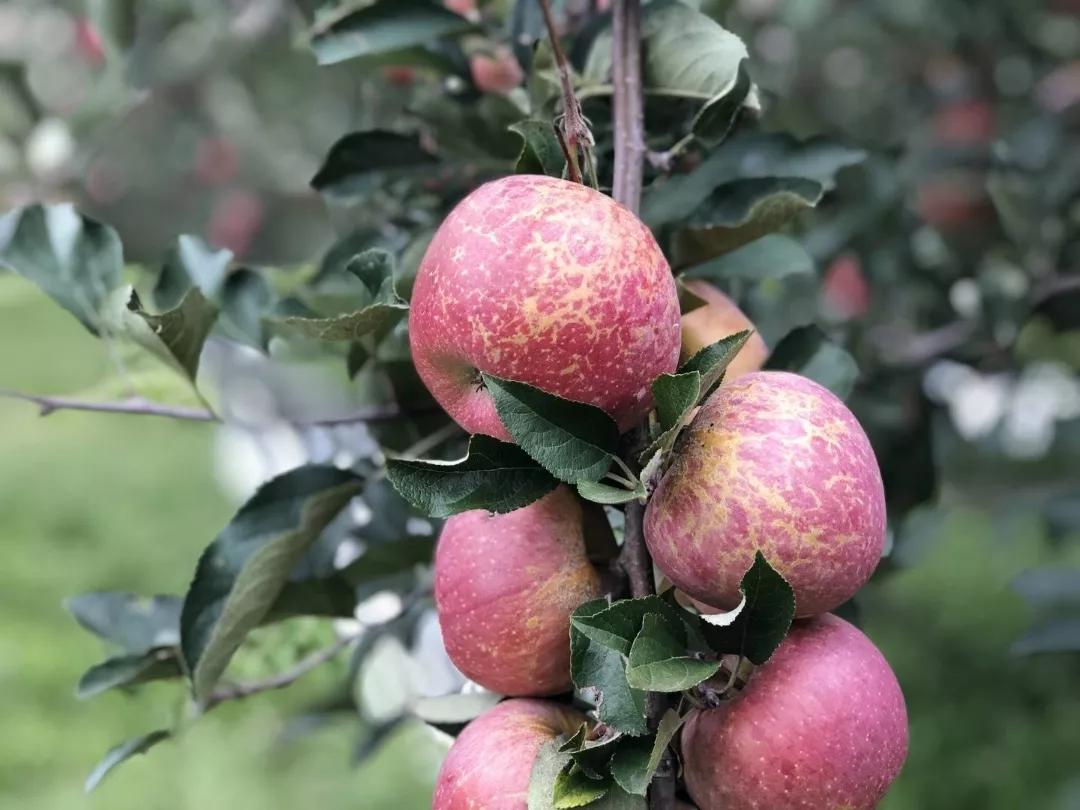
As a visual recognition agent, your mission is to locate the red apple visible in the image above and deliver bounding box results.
[443,0,479,18]
[821,253,870,320]
[682,614,908,810]
[644,371,885,617]
[434,698,586,809]
[410,174,681,439]
[680,280,768,378]
[435,486,603,695]
[470,46,525,94]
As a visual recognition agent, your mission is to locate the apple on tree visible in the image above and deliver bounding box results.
[679,279,768,378]
[433,698,586,810]
[645,370,886,617]
[682,614,908,810]
[434,486,603,696]
[409,174,682,439]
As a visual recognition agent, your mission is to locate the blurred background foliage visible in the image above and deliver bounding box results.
[0,0,1078,808]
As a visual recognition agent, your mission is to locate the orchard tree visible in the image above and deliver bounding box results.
[0,1,911,807]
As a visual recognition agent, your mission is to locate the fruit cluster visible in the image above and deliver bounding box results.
[411,176,908,809]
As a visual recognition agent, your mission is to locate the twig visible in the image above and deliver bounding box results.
[538,0,594,184]
[204,632,359,710]
[397,421,463,460]
[611,3,677,807]
[0,388,436,427]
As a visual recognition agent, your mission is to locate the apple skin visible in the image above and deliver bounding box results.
[680,280,768,378]
[434,698,586,810]
[644,371,885,617]
[435,486,603,695]
[410,174,681,440]
[682,614,908,810]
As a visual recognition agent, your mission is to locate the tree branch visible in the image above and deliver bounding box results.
[0,388,436,427]
[538,0,593,184]
[204,633,358,710]
[610,3,676,807]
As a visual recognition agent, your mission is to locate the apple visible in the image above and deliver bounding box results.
[435,486,603,695]
[644,371,885,617]
[821,253,870,321]
[470,46,525,95]
[682,614,908,810]
[434,698,586,809]
[679,280,768,377]
[410,174,681,439]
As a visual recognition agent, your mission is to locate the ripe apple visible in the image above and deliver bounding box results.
[821,253,870,321]
[470,46,525,95]
[434,698,586,810]
[644,371,886,617]
[410,174,681,439]
[435,486,603,695]
[682,614,908,810]
[679,279,768,377]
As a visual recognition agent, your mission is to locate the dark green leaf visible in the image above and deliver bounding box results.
[701,551,795,665]
[218,268,275,350]
[765,324,859,400]
[554,763,611,808]
[339,536,435,586]
[152,235,232,309]
[105,286,218,383]
[76,650,183,699]
[311,0,475,66]
[577,479,646,506]
[0,204,122,334]
[484,375,619,484]
[652,372,701,433]
[571,596,702,656]
[180,466,364,702]
[311,130,438,198]
[412,94,522,162]
[571,622,649,736]
[386,434,558,517]
[85,730,171,793]
[559,726,623,780]
[65,593,182,653]
[586,785,647,809]
[683,234,814,285]
[510,119,567,177]
[692,59,755,146]
[679,329,753,396]
[625,614,721,692]
[609,710,684,796]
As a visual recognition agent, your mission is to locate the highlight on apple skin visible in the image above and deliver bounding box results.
[434,486,603,696]
[682,614,908,810]
[644,371,886,617]
[409,174,682,440]
[679,279,769,379]
[433,698,586,810]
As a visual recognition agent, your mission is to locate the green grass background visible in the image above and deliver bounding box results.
[1,275,1078,809]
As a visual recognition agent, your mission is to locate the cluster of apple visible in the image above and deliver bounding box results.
[407,175,908,809]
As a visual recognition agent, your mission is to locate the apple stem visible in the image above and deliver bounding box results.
[537,0,593,184]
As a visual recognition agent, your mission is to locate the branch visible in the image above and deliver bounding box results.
[0,388,436,427]
[610,3,676,808]
[204,633,358,710]
[538,0,593,184]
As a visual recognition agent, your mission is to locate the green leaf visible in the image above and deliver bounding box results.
[76,650,183,699]
[510,119,567,177]
[577,478,646,506]
[386,434,558,517]
[692,59,755,146]
[218,268,276,350]
[528,739,573,810]
[65,593,182,652]
[554,763,611,808]
[701,551,795,665]
[571,628,648,736]
[683,234,814,285]
[0,203,122,334]
[277,250,408,341]
[180,466,364,702]
[1011,618,1080,656]
[652,372,701,433]
[559,726,623,780]
[583,1,750,139]
[104,286,218,383]
[411,691,504,735]
[571,596,701,656]
[85,730,171,793]
[585,785,647,810]
[609,710,684,796]
[625,614,721,692]
[311,130,438,198]
[412,94,523,162]
[152,235,233,309]
[679,329,753,396]
[765,324,859,400]
[310,0,476,66]
[484,375,619,485]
